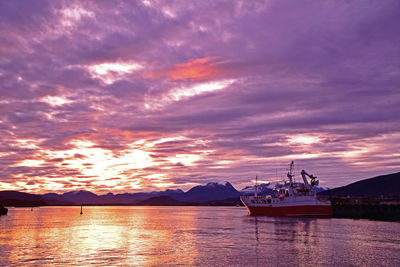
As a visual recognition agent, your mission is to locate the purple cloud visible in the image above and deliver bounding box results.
[0,0,399,193]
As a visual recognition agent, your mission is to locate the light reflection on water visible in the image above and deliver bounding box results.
[0,206,399,266]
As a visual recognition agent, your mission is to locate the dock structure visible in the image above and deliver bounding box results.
[330,197,400,221]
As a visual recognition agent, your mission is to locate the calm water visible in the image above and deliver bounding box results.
[0,206,399,266]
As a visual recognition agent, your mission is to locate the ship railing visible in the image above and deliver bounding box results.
[240,195,269,200]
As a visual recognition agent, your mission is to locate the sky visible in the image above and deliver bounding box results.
[0,0,399,194]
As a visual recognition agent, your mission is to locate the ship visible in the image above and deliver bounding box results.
[240,161,332,217]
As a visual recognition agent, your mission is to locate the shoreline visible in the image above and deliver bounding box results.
[4,203,399,222]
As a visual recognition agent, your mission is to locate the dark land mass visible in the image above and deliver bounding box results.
[0,182,241,207]
[136,196,197,206]
[205,197,243,206]
[1,172,399,209]
[239,184,274,196]
[41,189,187,205]
[318,172,400,197]
[0,196,7,215]
[136,196,244,206]
[177,182,239,202]
[329,197,400,221]
[0,191,49,207]
[0,206,7,215]
[317,172,400,221]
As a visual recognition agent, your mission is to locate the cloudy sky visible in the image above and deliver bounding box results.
[0,0,399,194]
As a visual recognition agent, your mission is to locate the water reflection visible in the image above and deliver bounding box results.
[1,207,399,266]
[0,207,201,266]
[250,216,321,266]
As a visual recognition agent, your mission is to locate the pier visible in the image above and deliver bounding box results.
[330,197,400,221]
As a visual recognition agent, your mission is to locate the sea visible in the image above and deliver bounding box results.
[0,206,399,266]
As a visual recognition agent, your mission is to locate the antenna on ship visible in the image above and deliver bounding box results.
[254,175,258,197]
[287,161,294,186]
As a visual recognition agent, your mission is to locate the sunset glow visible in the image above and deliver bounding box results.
[168,57,222,81]
[41,96,73,107]
[88,62,143,84]
[171,80,235,100]
[1,0,399,194]
[288,135,321,145]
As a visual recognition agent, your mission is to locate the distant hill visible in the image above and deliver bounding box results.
[241,183,274,196]
[179,182,240,203]
[43,190,99,204]
[42,189,185,205]
[319,172,400,197]
[136,196,194,206]
[0,191,48,207]
[205,197,243,206]
[0,182,239,206]
[42,182,240,205]
[2,172,398,206]
[135,182,241,204]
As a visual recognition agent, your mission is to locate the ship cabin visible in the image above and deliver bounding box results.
[274,188,290,199]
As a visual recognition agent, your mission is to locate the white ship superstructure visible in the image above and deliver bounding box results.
[241,161,332,217]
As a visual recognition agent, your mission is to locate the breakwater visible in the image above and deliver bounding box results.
[330,198,400,221]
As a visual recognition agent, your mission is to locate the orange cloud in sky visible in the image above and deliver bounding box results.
[122,130,135,139]
[147,57,225,81]
[169,57,221,81]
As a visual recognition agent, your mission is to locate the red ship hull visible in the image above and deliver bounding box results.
[245,205,332,217]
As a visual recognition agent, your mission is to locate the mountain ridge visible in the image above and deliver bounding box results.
[1,172,399,206]
[0,182,240,206]
[319,172,400,197]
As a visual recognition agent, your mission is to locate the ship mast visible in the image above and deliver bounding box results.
[287,161,294,186]
[254,175,258,197]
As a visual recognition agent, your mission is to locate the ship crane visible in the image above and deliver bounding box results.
[240,161,332,217]
[301,170,319,189]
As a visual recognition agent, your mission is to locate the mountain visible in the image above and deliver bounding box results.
[205,197,243,206]
[137,182,241,204]
[0,191,48,207]
[240,183,274,196]
[136,196,193,206]
[1,183,239,206]
[319,172,400,197]
[42,188,185,205]
[43,190,99,204]
[179,182,240,203]
[2,172,398,206]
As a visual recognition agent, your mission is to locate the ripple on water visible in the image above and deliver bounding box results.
[0,206,399,266]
